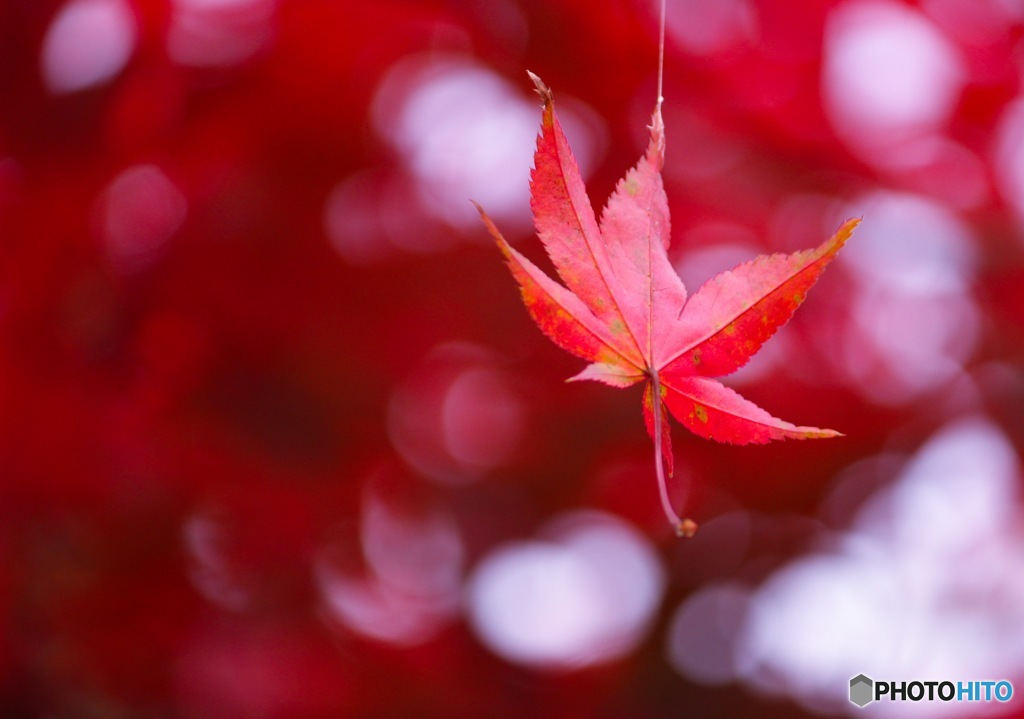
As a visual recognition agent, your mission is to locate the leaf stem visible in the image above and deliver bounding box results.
[649,372,698,538]
[657,0,666,105]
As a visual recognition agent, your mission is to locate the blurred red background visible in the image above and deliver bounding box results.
[3,0,1024,717]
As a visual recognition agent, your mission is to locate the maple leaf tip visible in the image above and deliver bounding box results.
[835,216,862,242]
[806,428,843,440]
[473,200,513,260]
[526,70,552,105]
[647,102,666,163]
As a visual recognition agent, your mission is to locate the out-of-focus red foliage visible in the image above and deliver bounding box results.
[2,0,1024,717]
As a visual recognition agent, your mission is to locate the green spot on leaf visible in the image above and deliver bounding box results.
[693,404,708,424]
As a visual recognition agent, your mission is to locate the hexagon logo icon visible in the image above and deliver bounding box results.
[850,674,873,707]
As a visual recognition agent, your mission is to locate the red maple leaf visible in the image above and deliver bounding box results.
[476,73,858,536]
